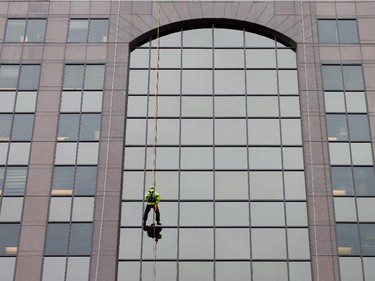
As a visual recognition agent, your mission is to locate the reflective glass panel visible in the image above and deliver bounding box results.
[88,19,108,42]
[336,224,360,255]
[331,167,354,196]
[338,20,359,43]
[0,224,20,255]
[318,20,338,43]
[0,65,19,90]
[69,19,89,42]
[354,167,375,196]
[326,114,348,141]
[26,19,46,42]
[348,115,370,141]
[5,19,26,42]
[19,65,40,90]
[322,65,342,91]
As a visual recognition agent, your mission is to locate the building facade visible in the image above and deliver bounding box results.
[0,1,375,281]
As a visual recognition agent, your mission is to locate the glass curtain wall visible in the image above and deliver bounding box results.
[120,26,312,281]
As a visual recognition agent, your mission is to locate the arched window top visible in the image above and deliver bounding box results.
[131,20,296,50]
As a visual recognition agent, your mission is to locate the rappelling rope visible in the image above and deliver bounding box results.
[151,1,161,281]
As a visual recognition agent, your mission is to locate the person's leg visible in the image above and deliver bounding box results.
[154,205,161,223]
[143,204,152,222]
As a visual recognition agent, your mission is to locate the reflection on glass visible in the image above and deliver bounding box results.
[69,19,89,42]
[0,224,20,255]
[318,20,338,43]
[0,65,19,90]
[348,115,370,141]
[338,20,359,43]
[326,114,348,141]
[26,19,46,42]
[5,19,26,42]
[322,65,342,90]
[88,19,108,42]
[331,167,354,196]
[354,167,375,196]
[360,224,375,256]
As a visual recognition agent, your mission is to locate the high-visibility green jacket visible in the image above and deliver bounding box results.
[145,189,161,205]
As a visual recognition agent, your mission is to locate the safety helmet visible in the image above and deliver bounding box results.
[150,185,155,191]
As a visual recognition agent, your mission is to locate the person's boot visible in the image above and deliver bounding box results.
[143,220,146,227]
[157,221,162,225]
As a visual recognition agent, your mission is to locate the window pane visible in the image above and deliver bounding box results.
[179,228,213,259]
[281,119,302,145]
[216,202,249,226]
[72,198,94,221]
[325,92,345,113]
[183,28,212,47]
[215,147,248,169]
[45,223,69,255]
[0,257,16,281]
[216,262,251,281]
[214,28,243,47]
[182,70,212,95]
[216,171,248,200]
[338,20,359,43]
[82,91,103,112]
[251,202,285,226]
[142,229,177,258]
[343,65,364,91]
[88,19,108,42]
[26,19,46,42]
[66,257,90,281]
[183,49,212,68]
[52,166,75,195]
[0,224,20,255]
[339,257,363,281]
[354,167,375,196]
[0,115,12,141]
[75,166,97,195]
[280,96,300,117]
[180,171,213,200]
[0,167,4,194]
[247,96,279,117]
[329,143,350,165]
[182,96,212,117]
[49,197,72,221]
[248,119,280,145]
[346,92,367,113]
[215,119,247,145]
[181,148,213,170]
[4,167,27,195]
[287,229,310,259]
[58,114,80,141]
[331,167,354,196]
[55,143,77,165]
[277,49,297,68]
[360,224,375,256]
[12,114,34,141]
[16,92,37,112]
[0,92,15,112]
[336,224,360,255]
[246,49,276,68]
[151,49,181,69]
[215,96,246,117]
[348,115,370,141]
[69,19,89,42]
[119,228,141,259]
[64,65,85,89]
[0,198,23,222]
[246,32,275,47]
[84,65,105,90]
[318,20,338,43]
[180,202,213,226]
[179,262,213,281]
[5,19,26,42]
[326,114,348,141]
[8,143,30,165]
[250,172,283,200]
[286,202,308,226]
[69,223,93,255]
[247,70,277,95]
[19,65,40,90]
[278,70,298,95]
[253,262,287,281]
[80,114,101,141]
[215,70,245,95]
[77,143,99,165]
[357,198,375,221]
[284,171,307,200]
[215,50,244,68]
[61,92,82,112]
[351,143,373,165]
[249,147,282,170]
[0,65,19,90]
[215,228,250,259]
[322,65,342,91]
[252,228,286,259]
[334,198,357,222]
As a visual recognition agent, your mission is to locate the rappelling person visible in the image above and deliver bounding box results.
[143,185,161,226]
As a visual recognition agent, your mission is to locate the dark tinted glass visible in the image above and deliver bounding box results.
[354,167,375,196]
[69,223,93,255]
[0,224,20,255]
[343,65,364,91]
[58,114,80,141]
[331,167,354,196]
[0,115,12,140]
[68,19,89,42]
[84,65,105,90]
[63,65,85,89]
[52,166,75,193]
[0,65,19,90]
[322,65,342,90]
[326,114,348,141]
[348,115,370,141]
[12,114,34,141]
[75,166,97,195]
[360,224,375,256]
[336,224,360,255]
[79,114,101,141]
[19,65,40,90]
[45,223,70,255]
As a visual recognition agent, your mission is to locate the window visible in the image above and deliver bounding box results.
[318,19,359,43]
[121,26,311,281]
[327,114,370,142]
[57,114,101,142]
[68,19,108,42]
[0,65,41,90]
[45,223,93,256]
[0,166,27,196]
[5,19,46,42]
[51,166,97,196]
[0,224,20,255]
[63,65,105,90]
